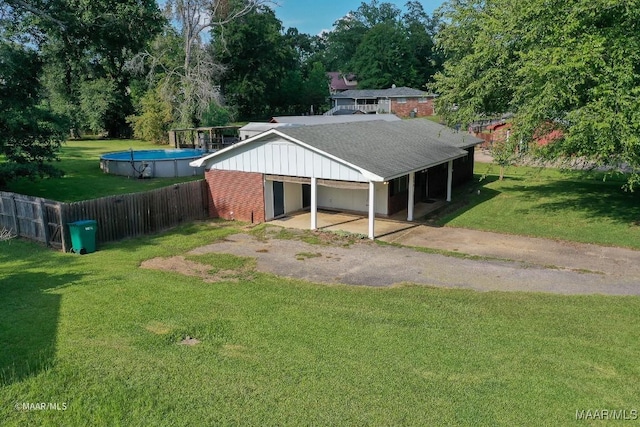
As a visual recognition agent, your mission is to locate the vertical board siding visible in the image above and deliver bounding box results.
[205,138,368,182]
[0,180,208,252]
[61,180,208,249]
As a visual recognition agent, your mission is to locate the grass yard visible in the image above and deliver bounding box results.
[5,139,202,202]
[440,162,640,249]
[1,221,639,426]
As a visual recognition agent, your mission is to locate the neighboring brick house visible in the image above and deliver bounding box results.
[469,121,511,149]
[327,86,436,117]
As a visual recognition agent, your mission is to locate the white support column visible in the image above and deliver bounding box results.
[368,181,375,240]
[446,160,453,202]
[310,177,317,230]
[407,172,415,221]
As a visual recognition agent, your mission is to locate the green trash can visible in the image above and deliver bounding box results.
[68,220,97,254]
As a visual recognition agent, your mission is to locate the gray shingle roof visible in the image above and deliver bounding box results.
[330,86,435,99]
[277,119,482,180]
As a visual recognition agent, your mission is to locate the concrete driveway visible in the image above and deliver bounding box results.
[381,225,640,278]
[266,210,640,292]
[186,230,640,295]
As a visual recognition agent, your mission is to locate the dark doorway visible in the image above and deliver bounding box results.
[302,184,311,209]
[415,171,429,203]
[273,181,285,217]
[427,165,448,198]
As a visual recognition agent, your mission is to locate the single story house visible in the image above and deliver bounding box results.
[327,86,437,117]
[191,119,483,239]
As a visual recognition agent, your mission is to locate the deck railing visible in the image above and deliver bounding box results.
[324,104,385,115]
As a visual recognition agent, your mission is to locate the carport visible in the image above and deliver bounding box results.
[191,120,483,239]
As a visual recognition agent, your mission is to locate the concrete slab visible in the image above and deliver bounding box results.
[270,211,417,238]
[323,217,416,237]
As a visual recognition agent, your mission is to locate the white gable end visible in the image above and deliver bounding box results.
[205,138,368,182]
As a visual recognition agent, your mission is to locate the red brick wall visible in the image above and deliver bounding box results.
[391,98,435,117]
[204,169,265,223]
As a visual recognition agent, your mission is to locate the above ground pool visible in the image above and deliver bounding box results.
[100,149,206,178]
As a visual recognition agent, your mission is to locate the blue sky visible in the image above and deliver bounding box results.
[274,1,445,35]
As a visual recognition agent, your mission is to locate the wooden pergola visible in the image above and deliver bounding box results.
[168,126,240,151]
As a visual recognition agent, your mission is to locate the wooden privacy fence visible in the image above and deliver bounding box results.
[0,192,61,248]
[0,180,209,252]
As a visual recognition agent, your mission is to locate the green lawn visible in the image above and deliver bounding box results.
[440,162,640,249]
[5,139,202,202]
[1,222,639,426]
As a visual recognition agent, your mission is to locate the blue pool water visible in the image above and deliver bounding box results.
[101,149,205,161]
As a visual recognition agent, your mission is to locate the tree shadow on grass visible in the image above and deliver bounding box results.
[427,177,503,225]
[507,180,640,225]
[0,240,84,386]
[0,271,83,386]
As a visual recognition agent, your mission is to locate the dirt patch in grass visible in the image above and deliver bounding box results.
[179,336,201,346]
[140,256,242,283]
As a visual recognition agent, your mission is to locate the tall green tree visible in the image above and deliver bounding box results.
[213,6,330,119]
[212,6,297,119]
[6,0,164,137]
[323,1,440,89]
[434,0,640,188]
[403,1,442,85]
[0,42,66,187]
[324,0,401,72]
[350,22,416,89]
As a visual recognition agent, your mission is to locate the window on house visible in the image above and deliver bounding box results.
[418,97,429,103]
[397,97,407,104]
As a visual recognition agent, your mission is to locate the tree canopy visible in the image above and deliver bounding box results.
[0,41,66,186]
[5,0,165,137]
[434,0,640,187]
[325,1,441,89]
[212,6,329,119]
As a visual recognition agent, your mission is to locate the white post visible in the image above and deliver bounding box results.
[310,177,317,230]
[446,160,453,202]
[368,181,375,239]
[407,172,415,221]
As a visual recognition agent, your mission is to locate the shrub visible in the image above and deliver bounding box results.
[127,89,173,144]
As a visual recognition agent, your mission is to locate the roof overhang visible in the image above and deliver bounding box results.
[381,151,469,182]
[189,129,386,182]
